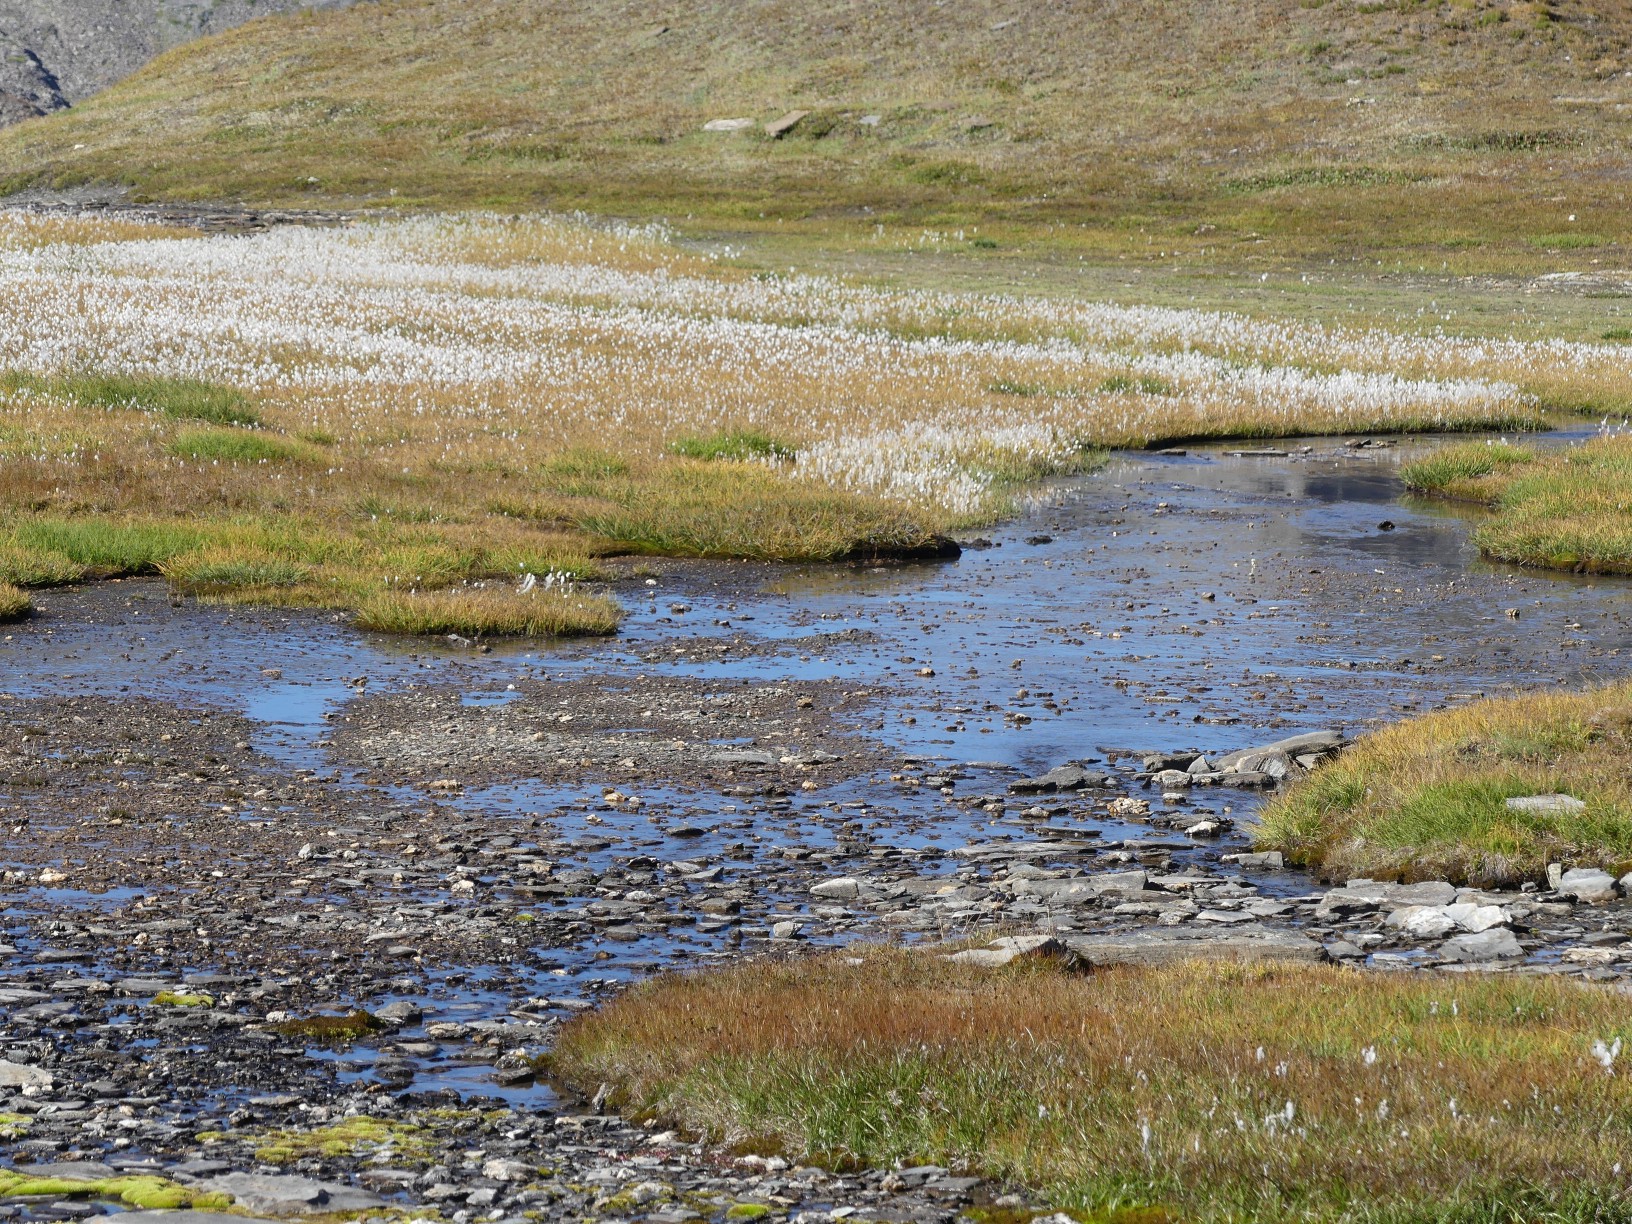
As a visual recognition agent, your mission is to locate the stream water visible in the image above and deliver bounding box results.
[1,431,1626,1116]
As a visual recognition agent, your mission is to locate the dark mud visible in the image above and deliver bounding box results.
[3,432,1632,1222]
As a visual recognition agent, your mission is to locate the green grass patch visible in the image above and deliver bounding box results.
[1259,680,1632,884]
[1399,439,1535,501]
[554,946,1632,1223]
[0,545,86,587]
[10,519,203,575]
[161,546,313,594]
[555,457,953,561]
[1408,435,1632,572]
[670,430,797,462]
[25,371,263,426]
[153,990,215,1007]
[167,428,304,464]
[1527,233,1608,250]
[251,1115,436,1166]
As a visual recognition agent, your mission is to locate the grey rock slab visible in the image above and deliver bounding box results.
[0,1059,52,1087]
[810,877,861,900]
[1441,927,1525,962]
[952,840,1095,861]
[1008,764,1112,793]
[1315,879,1457,919]
[1222,851,1284,870]
[1195,909,1258,924]
[202,1173,385,1215]
[1211,731,1346,773]
[20,1162,118,1180]
[1505,794,1587,815]
[945,935,1071,968]
[1558,868,1618,903]
[1064,925,1325,966]
[1014,870,1147,903]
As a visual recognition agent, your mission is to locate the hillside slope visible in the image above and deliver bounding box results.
[2,0,1630,267]
[0,1,358,113]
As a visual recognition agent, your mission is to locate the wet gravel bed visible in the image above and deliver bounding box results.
[6,434,1632,1222]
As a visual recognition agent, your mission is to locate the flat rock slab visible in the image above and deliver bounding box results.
[16,1162,119,1180]
[1008,764,1112,793]
[1505,794,1586,815]
[1315,879,1457,918]
[0,1059,52,1087]
[202,1173,385,1215]
[1064,925,1325,967]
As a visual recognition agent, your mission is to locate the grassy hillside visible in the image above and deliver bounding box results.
[4,0,1632,271]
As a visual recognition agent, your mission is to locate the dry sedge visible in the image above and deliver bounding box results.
[552,947,1632,1223]
[1258,680,1632,885]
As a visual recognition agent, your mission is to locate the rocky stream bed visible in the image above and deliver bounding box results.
[3,434,1632,1223]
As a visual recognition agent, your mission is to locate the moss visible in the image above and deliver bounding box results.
[272,1010,385,1044]
[0,1171,228,1211]
[153,990,215,1007]
[252,1115,435,1165]
[0,1113,28,1138]
[726,1206,772,1220]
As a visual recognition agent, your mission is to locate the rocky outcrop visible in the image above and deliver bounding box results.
[0,0,358,122]
[0,31,64,123]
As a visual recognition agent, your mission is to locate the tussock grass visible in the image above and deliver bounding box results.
[1258,681,1632,885]
[0,545,84,587]
[553,946,1632,1223]
[160,546,312,594]
[1406,435,1632,572]
[354,583,621,638]
[0,583,30,621]
[560,458,949,561]
[11,519,203,575]
[1400,439,1535,502]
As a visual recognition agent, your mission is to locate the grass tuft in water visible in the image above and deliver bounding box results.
[271,1011,384,1044]
[1405,434,1632,572]
[354,583,622,637]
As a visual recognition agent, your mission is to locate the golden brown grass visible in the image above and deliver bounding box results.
[0,582,30,621]
[1404,434,1632,573]
[1258,680,1632,885]
[553,945,1632,1222]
